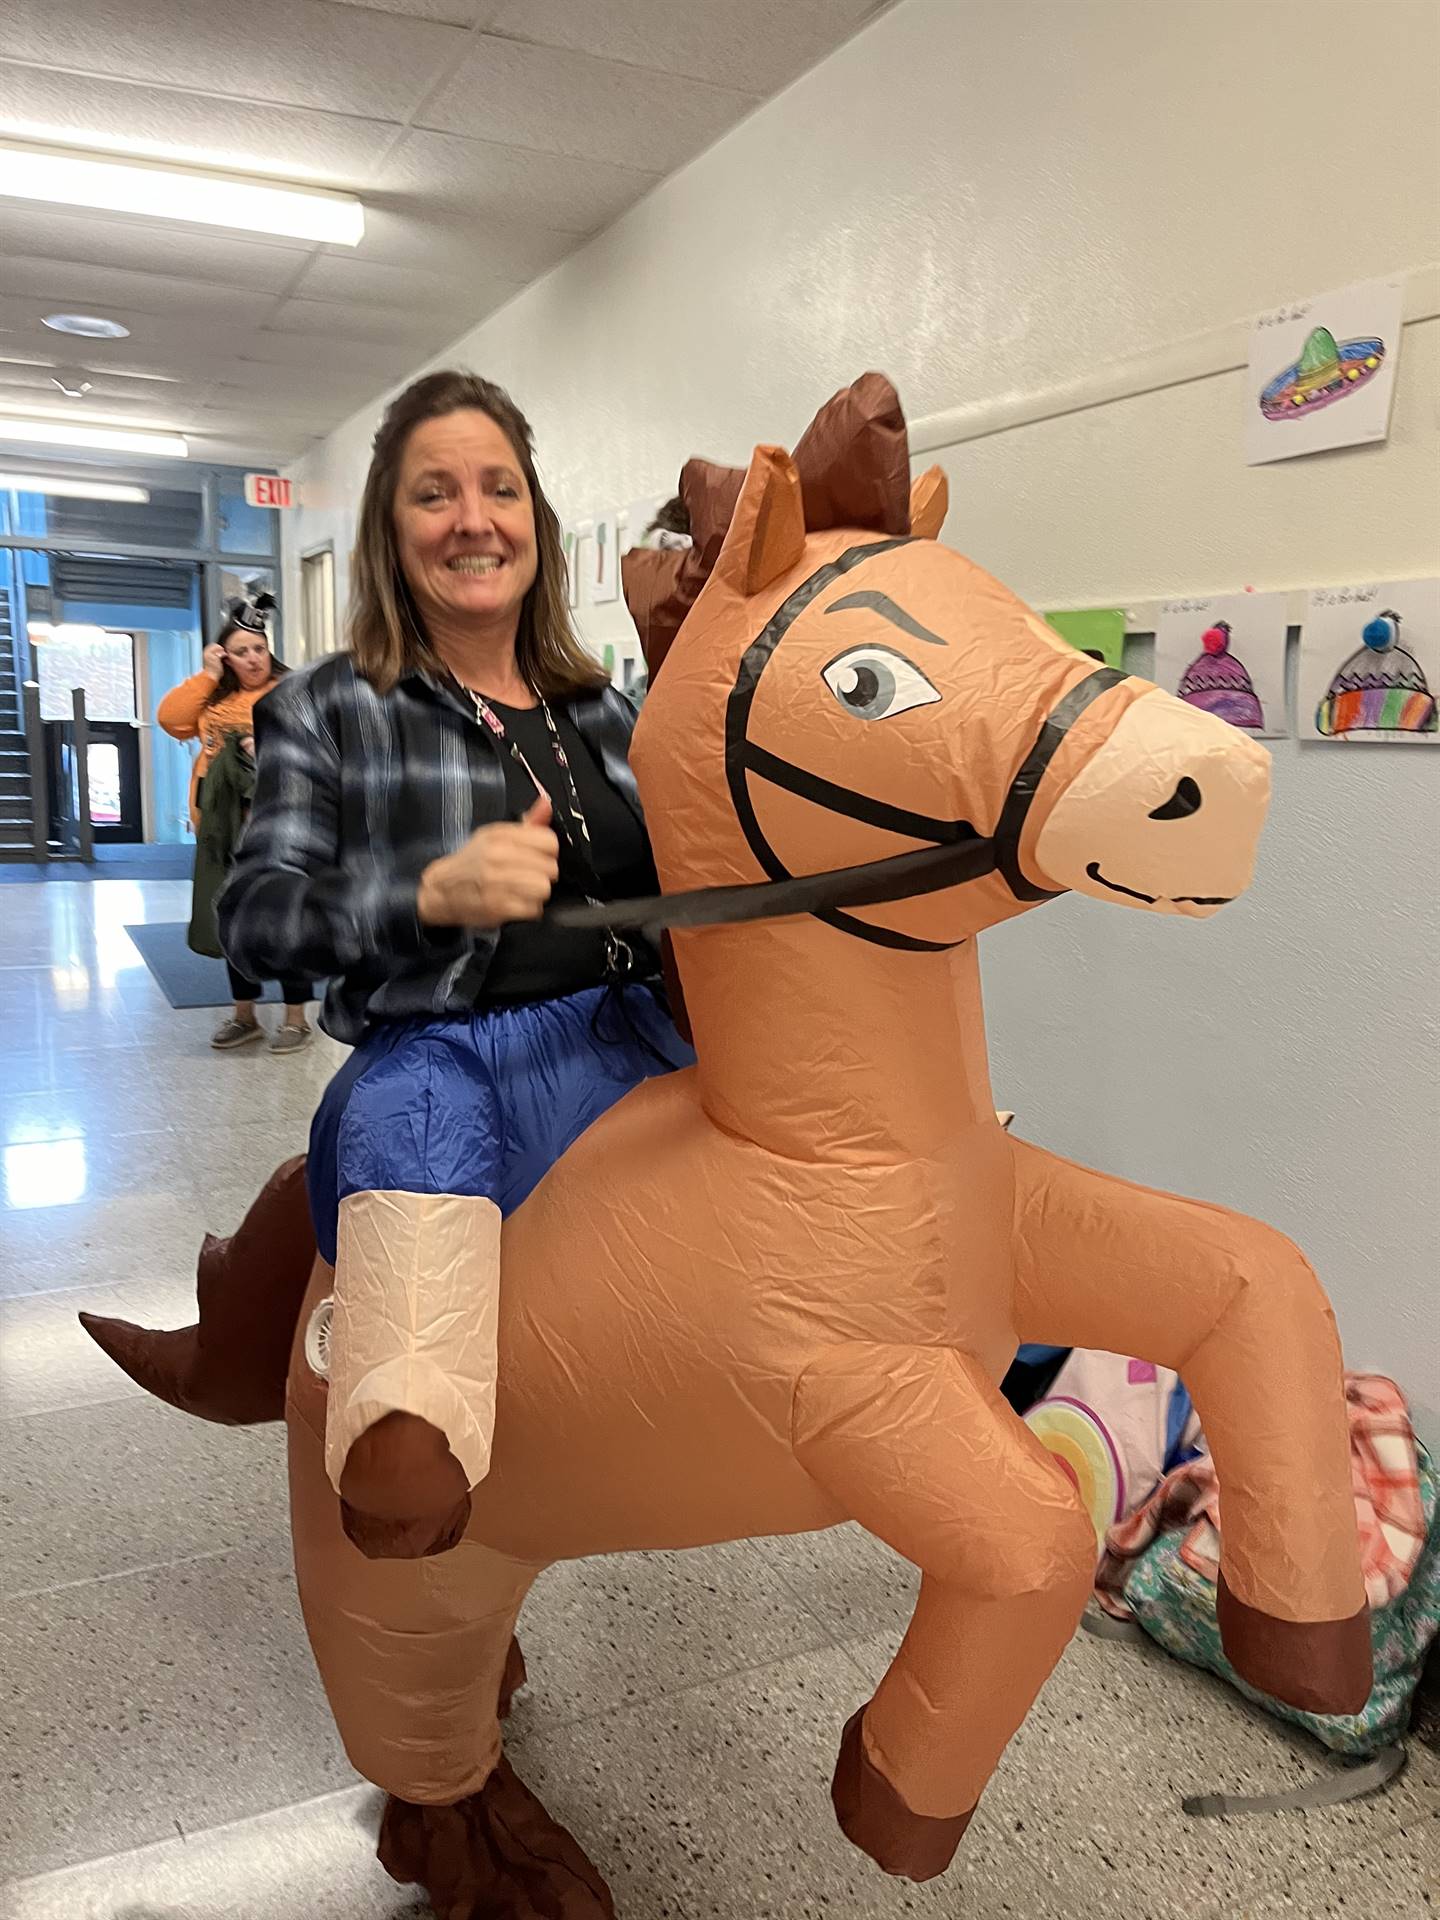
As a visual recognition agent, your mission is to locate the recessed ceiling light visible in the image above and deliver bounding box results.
[42,313,131,340]
[1,140,365,246]
[0,474,150,503]
[0,419,187,457]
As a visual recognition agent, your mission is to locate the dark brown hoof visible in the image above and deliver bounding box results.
[79,1315,202,1414]
[499,1635,528,1720]
[1217,1572,1373,1716]
[378,1761,614,1920]
[78,1156,315,1425]
[832,1707,972,1882]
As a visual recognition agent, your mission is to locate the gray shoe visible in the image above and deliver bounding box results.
[269,1022,313,1055]
[211,1017,264,1050]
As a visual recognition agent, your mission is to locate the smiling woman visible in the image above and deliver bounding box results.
[206,379,693,1878]
[347,372,600,703]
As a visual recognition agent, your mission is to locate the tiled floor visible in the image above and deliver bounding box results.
[1,879,1435,1918]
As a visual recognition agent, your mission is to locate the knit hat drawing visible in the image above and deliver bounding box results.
[1316,611,1437,737]
[1178,623,1265,731]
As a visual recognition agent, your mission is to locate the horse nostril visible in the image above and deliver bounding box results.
[1149,776,1203,821]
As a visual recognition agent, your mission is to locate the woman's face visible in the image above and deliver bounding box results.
[225,629,273,690]
[392,408,538,638]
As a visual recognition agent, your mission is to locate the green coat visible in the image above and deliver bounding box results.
[188,732,255,959]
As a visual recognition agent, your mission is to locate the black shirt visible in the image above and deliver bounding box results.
[482,698,657,1004]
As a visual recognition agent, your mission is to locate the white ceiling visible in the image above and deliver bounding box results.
[0,0,890,470]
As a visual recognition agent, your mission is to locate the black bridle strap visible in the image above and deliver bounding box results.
[991,666,1129,902]
[551,667,1128,936]
[739,741,976,847]
[552,832,999,934]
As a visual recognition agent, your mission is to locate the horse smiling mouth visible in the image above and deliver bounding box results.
[1085,861,1234,908]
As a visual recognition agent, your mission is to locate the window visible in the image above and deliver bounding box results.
[215,475,279,557]
[35,627,136,722]
[301,547,337,657]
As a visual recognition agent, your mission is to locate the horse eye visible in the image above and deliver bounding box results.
[821,647,940,722]
[1149,776,1203,821]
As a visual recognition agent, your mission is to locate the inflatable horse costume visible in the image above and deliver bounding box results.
[85,377,1370,1917]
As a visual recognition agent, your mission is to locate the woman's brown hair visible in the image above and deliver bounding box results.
[348,370,605,699]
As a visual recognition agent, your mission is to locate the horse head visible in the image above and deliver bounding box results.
[628,375,1271,954]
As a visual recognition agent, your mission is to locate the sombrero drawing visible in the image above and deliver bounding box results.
[1260,324,1384,421]
[1316,610,1438,737]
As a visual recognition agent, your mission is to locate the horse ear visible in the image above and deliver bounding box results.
[792,372,910,535]
[713,445,806,597]
[909,466,948,540]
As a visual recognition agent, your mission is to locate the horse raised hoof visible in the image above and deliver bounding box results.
[1217,1573,1373,1716]
[78,1156,315,1425]
[832,1708,973,1882]
[378,1761,615,1919]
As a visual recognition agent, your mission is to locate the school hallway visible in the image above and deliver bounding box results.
[0,876,1429,1917]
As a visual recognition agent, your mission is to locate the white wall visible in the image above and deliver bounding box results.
[283,0,1440,1441]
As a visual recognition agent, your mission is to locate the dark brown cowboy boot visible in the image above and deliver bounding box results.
[79,1156,315,1424]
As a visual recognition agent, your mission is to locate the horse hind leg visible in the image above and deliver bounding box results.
[287,1399,613,1918]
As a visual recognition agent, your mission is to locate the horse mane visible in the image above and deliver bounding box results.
[622,372,913,682]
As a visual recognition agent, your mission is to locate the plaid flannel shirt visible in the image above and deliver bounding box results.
[218,653,644,1045]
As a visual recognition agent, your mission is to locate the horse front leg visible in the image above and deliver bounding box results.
[794,1342,1095,1881]
[1009,1138,1370,1714]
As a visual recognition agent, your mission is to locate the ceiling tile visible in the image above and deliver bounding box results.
[207,359,389,400]
[419,34,758,172]
[375,127,656,235]
[0,391,197,435]
[233,331,416,376]
[0,63,396,187]
[195,404,349,438]
[1,258,282,327]
[291,251,505,313]
[0,204,311,295]
[343,204,574,288]
[264,297,458,350]
[0,0,467,122]
[325,0,492,20]
[0,295,255,358]
[0,3,876,470]
[0,372,205,418]
[191,430,313,464]
[483,0,885,95]
[0,362,214,408]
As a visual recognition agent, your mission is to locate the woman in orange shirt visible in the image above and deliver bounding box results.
[158,599,313,1052]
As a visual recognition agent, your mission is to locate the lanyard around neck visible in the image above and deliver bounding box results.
[462,682,636,979]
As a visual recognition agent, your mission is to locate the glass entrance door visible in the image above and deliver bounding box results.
[21,551,202,847]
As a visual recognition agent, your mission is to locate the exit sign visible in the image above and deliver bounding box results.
[244,473,293,509]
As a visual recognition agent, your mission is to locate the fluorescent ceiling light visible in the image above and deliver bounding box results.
[0,139,365,246]
[0,473,150,503]
[0,418,188,457]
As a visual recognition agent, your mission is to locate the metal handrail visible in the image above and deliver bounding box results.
[71,685,92,863]
[21,679,46,862]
